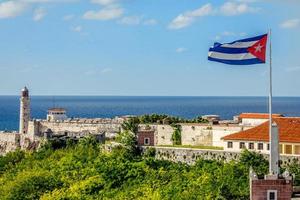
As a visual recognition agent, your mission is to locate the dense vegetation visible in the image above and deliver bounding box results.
[128,114,209,125]
[0,137,299,200]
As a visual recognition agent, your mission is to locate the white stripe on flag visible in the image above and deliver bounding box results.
[208,51,256,60]
[220,41,258,48]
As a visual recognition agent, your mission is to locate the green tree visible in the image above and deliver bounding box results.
[121,118,139,134]
[239,149,268,177]
[171,125,182,145]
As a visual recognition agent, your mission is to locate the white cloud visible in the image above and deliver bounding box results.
[33,7,46,21]
[83,6,123,20]
[72,25,82,32]
[280,18,300,29]
[118,16,141,25]
[220,2,259,16]
[63,14,75,21]
[90,0,117,6]
[0,0,77,20]
[176,47,188,53]
[143,19,157,26]
[168,2,260,29]
[168,3,213,29]
[0,1,28,19]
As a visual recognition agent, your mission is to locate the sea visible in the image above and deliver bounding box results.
[1,96,300,131]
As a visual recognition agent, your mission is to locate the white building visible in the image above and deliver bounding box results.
[222,117,300,155]
[239,113,283,127]
[47,108,68,122]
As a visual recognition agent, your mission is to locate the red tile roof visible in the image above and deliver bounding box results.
[239,113,283,119]
[222,117,300,143]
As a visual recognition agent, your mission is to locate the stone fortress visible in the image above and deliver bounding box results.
[0,87,125,155]
[2,87,300,163]
[0,87,254,155]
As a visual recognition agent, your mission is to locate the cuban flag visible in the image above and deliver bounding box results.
[208,34,268,65]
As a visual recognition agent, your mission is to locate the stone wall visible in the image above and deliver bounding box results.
[181,124,212,146]
[155,125,174,145]
[147,146,300,166]
[0,133,20,155]
[27,120,122,138]
[140,123,245,147]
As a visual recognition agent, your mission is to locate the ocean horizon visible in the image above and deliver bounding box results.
[1,95,300,131]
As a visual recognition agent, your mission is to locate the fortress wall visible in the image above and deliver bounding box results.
[0,133,20,155]
[38,121,121,135]
[155,125,173,146]
[147,146,300,166]
[141,124,244,147]
[181,125,212,146]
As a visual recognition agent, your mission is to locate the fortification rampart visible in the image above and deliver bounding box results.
[26,119,122,139]
[146,146,300,166]
[0,132,20,155]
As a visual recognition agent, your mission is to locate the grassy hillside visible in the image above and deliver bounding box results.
[0,137,298,200]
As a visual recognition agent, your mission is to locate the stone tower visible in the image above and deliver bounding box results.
[19,87,30,134]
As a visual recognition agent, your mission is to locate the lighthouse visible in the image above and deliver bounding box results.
[19,87,30,134]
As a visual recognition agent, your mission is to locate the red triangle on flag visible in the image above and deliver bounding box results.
[247,35,268,62]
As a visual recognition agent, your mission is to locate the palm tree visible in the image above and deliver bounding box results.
[121,118,139,134]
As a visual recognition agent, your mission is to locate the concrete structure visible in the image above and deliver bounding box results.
[19,87,30,134]
[239,113,283,127]
[47,108,67,122]
[222,117,300,156]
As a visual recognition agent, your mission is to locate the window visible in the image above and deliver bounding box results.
[248,143,254,149]
[267,143,270,150]
[285,145,292,154]
[144,138,150,145]
[267,190,277,200]
[227,142,233,148]
[240,142,245,149]
[258,143,264,150]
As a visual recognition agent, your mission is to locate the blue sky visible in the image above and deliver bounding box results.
[0,0,299,96]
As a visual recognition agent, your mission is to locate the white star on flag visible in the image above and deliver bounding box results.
[254,43,263,53]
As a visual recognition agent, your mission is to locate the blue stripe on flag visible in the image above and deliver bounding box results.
[207,57,264,65]
[209,47,249,54]
[227,34,267,44]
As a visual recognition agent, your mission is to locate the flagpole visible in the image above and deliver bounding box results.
[269,28,272,142]
[268,29,279,176]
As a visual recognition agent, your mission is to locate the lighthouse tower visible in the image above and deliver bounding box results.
[19,87,30,134]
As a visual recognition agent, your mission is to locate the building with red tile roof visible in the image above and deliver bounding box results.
[239,113,284,127]
[222,117,300,155]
